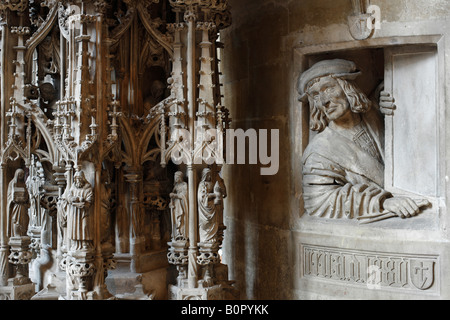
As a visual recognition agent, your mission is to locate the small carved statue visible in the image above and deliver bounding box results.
[66,170,94,251]
[298,59,429,222]
[198,168,218,243]
[7,169,30,238]
[213,167,227,232]
[169,171,188,240]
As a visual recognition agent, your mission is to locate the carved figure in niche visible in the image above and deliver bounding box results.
[298,59,429,222]
[143,80,166,113]
[198,168,218,243]
[100,170,112,248]
[39,32,60,77]
[66,170,94,251]
[213,167,227,232]
[169,171,188,241]
[7,169,30,238]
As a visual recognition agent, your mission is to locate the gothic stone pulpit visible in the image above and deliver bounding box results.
[295,34,447,299]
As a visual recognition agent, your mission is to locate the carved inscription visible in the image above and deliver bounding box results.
[301,244,437,292]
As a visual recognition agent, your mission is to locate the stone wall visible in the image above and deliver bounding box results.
[221,0,450,300]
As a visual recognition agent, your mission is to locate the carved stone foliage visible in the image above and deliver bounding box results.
[198,168,218,243]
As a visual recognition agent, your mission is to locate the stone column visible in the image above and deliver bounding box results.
[8,236,33,284]
[67,255,96,300]
[65,169,96,300]
[53,163,67,267]
[167,240,189,287]
[197,241,220,287]
[124,172,144,273]
[115,168,129,254]
[187,165,198,288]
[0,164,8,286]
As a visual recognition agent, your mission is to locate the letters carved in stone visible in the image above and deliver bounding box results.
[301,244,438,292]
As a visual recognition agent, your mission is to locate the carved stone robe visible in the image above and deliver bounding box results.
[302,111,391,219]
[66,183,94,242]
[198,180,217,243]
[7,176,30,238]
[170,181,188,239]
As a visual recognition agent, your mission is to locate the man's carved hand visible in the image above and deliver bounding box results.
[379,91,396,115]
[383,197,428,218]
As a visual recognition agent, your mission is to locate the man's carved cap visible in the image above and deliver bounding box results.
[297,59,362,99]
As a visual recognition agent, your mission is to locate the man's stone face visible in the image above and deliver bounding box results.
[74,177,84,188]
[307,76,351,122]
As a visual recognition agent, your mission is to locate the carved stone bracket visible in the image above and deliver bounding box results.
[8,236,33,287]
[67,257,96,299]
[197,243,219,266]
[103,257,116,274]
[197,242,220,287]
[8,237,32,266]
[168,240,189,287]
[68,260,96,280]
[168,240,189,265]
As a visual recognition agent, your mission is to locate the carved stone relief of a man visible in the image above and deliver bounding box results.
[100,170,112,249]
[298,59,429,222]
[7,169,30,238]
[66,170,94,251]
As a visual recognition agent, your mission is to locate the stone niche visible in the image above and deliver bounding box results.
[294,35,450,300]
